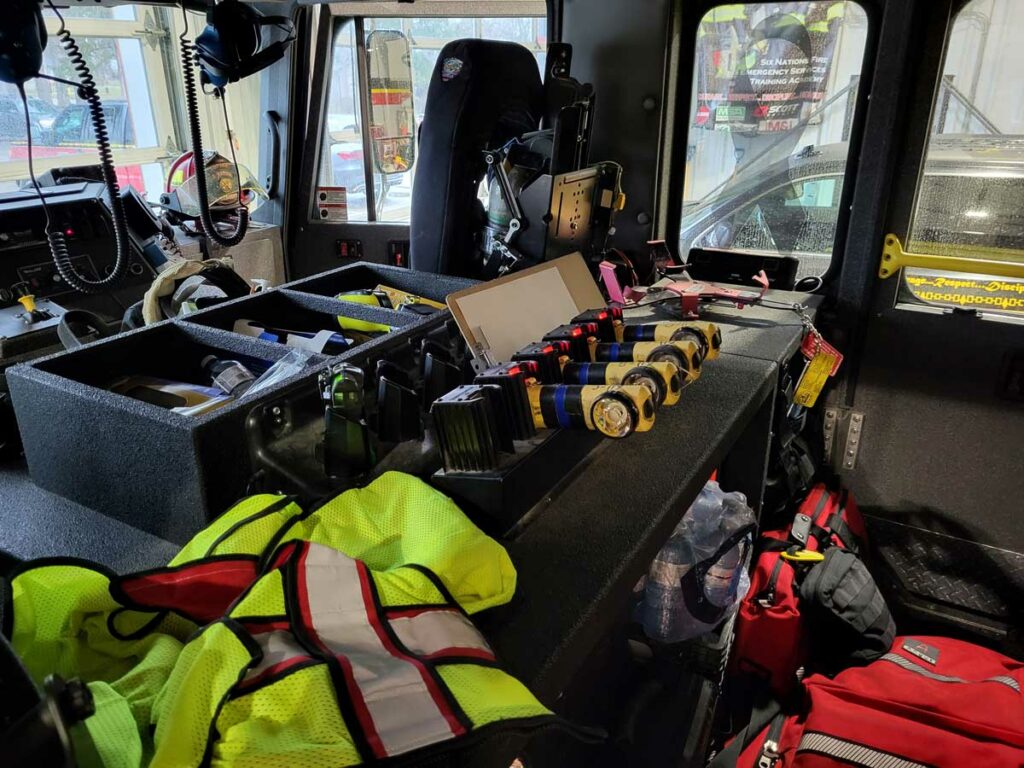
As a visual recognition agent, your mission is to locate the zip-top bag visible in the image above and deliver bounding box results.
[713,635,1024,768]
[730,484,872,694]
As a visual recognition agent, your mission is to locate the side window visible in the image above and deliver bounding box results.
[317,13,548,224]
[679,2,869,280]
[0,5,265,204]
[899,0,1024,316]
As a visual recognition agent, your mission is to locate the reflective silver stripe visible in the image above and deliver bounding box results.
[881,653,1022,693]
[390,609,494,659]
[797,732,929,768]
[988,675,1022,693]
[244,630,310,681]
[302,543,460,759]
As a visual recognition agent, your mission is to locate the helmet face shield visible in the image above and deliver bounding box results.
[168,151,268,217]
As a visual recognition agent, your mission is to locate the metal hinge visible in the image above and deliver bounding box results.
[842,411,865,470]
[137,10,171,52]
[825,408,865,471]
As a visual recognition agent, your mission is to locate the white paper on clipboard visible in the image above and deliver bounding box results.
[446,253,607,366]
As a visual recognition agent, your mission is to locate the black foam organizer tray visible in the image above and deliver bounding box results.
[7,262,474,544]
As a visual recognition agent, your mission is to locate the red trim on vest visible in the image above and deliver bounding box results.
[119,559,259,624]
[423,647,496,663]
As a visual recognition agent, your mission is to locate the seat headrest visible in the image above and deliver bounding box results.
[410,39,544,276]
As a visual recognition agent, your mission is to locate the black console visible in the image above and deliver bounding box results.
[0,182,154,335]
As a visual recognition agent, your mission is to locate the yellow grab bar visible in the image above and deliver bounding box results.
[879,234,1024,280]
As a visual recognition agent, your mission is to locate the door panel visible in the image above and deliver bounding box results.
[842,0,1024,633]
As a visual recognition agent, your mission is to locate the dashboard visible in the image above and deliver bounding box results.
[0,182,155,340]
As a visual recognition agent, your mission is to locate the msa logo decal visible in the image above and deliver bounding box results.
[902,638,940,666]
[441,57,463,81]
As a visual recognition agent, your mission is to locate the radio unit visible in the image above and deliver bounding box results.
[0,182,153,311]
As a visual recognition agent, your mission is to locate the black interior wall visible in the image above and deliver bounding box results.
[561,0,673,255]
[846,312,1024,550]
[826,0,1024,631]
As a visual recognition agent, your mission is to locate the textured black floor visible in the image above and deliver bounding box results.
[0,459,177,572]
[867,514,1024,622]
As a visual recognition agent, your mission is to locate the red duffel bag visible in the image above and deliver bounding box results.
[731,484,867,695]
[714,635,1024,767]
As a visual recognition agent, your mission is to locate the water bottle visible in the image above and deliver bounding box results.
[640,529,691,642]
[641,482,755,643]
[705,490,752,607]
[704,540,750,608]
[202,355,256,398]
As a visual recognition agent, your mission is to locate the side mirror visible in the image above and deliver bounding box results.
[365,29,415,176]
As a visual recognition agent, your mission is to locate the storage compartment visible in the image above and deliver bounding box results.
[245,317,473,500]
[183,289,418,357]
[9,323,316,543]
[7,263,478,545]
[285,261,469,304]
[33,321,300,397]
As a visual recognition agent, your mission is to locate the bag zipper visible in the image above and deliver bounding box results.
[880,652,1021,693]
[757,558,785,607]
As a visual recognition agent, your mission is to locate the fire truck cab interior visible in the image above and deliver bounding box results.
[0,0,1022,766]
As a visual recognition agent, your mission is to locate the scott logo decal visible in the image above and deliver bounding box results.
[441,57,464,81]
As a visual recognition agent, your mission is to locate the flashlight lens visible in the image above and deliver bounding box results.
[622,370,664,406]
[670,328,709,360]
[591,395,636,438]
[651,347,687,373]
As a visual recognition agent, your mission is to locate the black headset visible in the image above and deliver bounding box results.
[0,0,46,86]
[194,0,295,89]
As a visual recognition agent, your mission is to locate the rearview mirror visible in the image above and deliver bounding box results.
[365,30,416,176]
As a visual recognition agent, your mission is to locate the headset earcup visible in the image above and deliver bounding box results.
[212,0,262,61]
[0,2,47,85]
[195,3,294,86]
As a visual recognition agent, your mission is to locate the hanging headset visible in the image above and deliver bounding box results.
[194,0,295,89]
[0,0,131,295]
[180,0,294,247]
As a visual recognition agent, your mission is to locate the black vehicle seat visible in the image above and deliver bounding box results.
[409,39,543,276]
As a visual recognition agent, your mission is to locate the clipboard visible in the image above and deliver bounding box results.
[446,253,607,369]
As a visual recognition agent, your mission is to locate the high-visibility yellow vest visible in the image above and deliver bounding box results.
[8,473,549,767]
[705,4,747,23]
